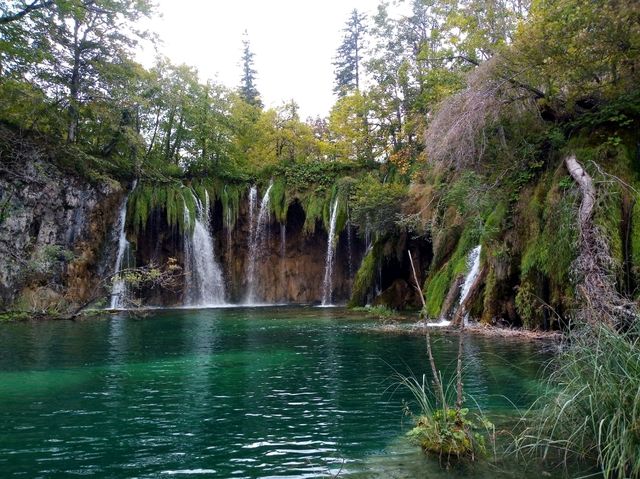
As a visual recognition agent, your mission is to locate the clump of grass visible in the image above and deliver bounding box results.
[515,322,640,478]
[397,371,494,463]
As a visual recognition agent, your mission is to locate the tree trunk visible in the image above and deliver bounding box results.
[67,20,82,143]
[565,155,638,328]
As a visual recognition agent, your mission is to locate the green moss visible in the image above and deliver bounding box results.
[220,183,242,230]
[594,184,624,281]
[515,278,541,329]
[126,182,196,235]
[481,200,508,244]
[348,243,381,307]
[521,188,578,282]
[302,192,329,234]
[270,178,288,223]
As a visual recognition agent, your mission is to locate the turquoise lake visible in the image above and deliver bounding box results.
[0,307,569,478]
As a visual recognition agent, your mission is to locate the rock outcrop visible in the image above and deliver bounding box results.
[0,127,122,311]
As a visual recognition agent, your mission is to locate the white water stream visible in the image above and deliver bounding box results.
[109,180,137,309]
[321,198,340,306]
[245,182,273,304]
[183,191,226,306]
[428,244,482,327]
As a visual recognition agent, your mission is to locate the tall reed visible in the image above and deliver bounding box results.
[515,323,640,478]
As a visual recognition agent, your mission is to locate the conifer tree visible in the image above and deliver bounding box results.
[333,9,367,97]
[239,31,262,108]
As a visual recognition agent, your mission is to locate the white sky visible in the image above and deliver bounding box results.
[139,0,385,120]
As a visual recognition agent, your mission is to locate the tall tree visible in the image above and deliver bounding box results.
[333,9,367,97]
[0,0,154,143]
[239,31,262,108]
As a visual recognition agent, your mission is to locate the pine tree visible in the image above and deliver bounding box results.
[333,9,367,98]
[239,31,262,108]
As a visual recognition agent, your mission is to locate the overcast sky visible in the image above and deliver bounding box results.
[139,0,387,119]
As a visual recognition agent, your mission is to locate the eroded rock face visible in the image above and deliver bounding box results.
[222,201,361,304]
[0,129,122,310]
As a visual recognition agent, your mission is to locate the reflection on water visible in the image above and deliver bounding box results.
[0,307,567,478]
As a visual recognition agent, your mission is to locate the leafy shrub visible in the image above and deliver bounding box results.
[350,174,407,238]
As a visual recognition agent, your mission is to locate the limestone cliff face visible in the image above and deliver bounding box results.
[0,128,122,311]
[222,201,363,304]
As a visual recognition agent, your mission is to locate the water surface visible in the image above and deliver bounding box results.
[0,307,560,477]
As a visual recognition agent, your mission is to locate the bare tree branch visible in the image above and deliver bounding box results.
[0,0,54,24]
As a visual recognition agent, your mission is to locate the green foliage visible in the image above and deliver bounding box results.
[350,174,407,238]
[516,323,640,478]
[277,161,354,194]
[0,311,31,322]
[513,0,640,105]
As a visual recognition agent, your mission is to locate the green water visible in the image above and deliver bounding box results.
[0,307,562,478]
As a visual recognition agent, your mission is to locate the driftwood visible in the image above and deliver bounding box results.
[65,261,182,319]
[441,275,463,321]
[566,155,638,329]
[408,250,426,308]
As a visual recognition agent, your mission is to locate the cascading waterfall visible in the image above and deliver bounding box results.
[457,244,482,325]
[245,182,273,304]
[109,180,137,310]
[321,198,340,306]
[428,245,482,327]
[184,190,226,306]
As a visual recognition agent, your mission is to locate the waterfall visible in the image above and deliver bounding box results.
[428,245,482,327]
[321,198,340,306]
[365,216,372,251]
[245,182,273,304]
[280,223,286,301]
[184,190,226,306]
[457,245,482,325]
[109,180,137,310]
